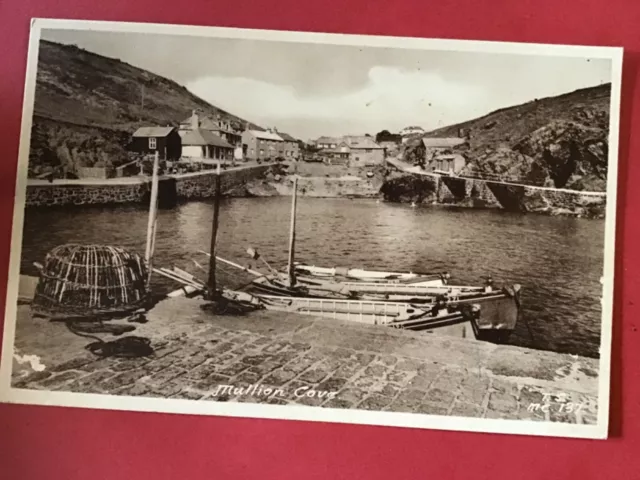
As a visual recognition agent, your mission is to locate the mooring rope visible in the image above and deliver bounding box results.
[65,321,153,358]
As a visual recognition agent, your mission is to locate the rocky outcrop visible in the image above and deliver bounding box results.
[380,173,606,218]
[243,175,380,198]
[379,174,439,203]
[513,120,608,190]
[409,84,611,192]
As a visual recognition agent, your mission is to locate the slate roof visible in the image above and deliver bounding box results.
[132,126,175,138]
[247,130,284,141]
[181,128,233,148]
[316,136,340,144]
[279,132,297,142]
[422,137,468,148]
[343,136,384,149]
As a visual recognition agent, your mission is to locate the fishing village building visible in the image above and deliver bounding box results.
[316,135,386,166]
[179,111,243,148]
[343,136,386,166]
[180,127,234,161]
[400,125,426,144]
[418,137,469,174]
[319,142,351,165]
[316,136,340,149]
[241,129,285,161]
[278,132,300,159]
[130,126,182,161]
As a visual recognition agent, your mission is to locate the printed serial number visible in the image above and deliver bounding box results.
[526,393,587,413]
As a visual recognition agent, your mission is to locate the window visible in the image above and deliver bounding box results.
[250,149,254,155]
[260,149,264,155]
[148,137,157,149]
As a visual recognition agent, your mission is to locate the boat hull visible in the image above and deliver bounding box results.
[293,264,447,286]
[250,285,521,344]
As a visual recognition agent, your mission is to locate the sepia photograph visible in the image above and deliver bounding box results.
[0,18,622,439]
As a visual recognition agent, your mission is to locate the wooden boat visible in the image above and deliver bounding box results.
[211,254,463,301]
[292,263,449,286]
[251,288,520,342]
[158,262,521,343]
[248,272,505,304]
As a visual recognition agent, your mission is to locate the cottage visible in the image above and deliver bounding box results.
[343,136,385,166]
[242,129,285,161]
[419,137,468,174]
[180,111,243,148]
[316,136,340,149]
[319,142,351,165]
[180,128,234,161]
[278,132,300,159]
[400,126,426,143]
[130,126,182,161]
[426,154,466,175]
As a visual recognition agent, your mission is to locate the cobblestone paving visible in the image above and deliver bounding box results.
[11,300,599,425]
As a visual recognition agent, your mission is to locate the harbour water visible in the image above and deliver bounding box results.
[20,197,605,358]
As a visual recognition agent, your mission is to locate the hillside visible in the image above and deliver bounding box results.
[28,40,261,177]
[407,84,611,191]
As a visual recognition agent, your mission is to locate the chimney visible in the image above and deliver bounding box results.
[191,110,199,131]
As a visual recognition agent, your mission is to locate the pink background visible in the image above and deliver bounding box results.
[0,1,636,478]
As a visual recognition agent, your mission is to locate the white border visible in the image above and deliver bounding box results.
[0,18,623,440]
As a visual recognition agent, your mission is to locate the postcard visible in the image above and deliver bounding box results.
[0,18,622,439]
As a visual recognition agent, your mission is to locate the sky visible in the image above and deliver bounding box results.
[41,29,612,140]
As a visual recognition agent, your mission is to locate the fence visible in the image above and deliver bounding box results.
[76,166,115,179]
[454,172,546,187]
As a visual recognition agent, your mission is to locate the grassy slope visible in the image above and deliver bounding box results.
[410,84,612,190]
[29,40,261,176]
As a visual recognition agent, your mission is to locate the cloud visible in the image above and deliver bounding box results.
[187,66,488,138]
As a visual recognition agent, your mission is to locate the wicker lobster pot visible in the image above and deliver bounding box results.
[32,244,149,318]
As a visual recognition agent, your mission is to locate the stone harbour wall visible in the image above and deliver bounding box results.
[26,181,148,207]
[175,164,273,200]
[25,164,274,208]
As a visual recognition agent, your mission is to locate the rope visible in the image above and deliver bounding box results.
[65,321,153,358]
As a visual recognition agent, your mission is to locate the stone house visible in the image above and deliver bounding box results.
[319,141,351,165]
[278,132,300,159]
[179,115,234,161]
[179,110,243,148]
[242,129,285,161]
[343,136,385,166]
[316,136,340,149]
[419,137,469,174]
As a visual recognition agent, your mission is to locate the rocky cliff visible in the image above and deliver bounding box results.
[29,40,261,178]
[409,84,611,191]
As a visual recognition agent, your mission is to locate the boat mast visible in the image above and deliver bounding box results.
[144,150,160,288]
[206,162,222,299]
[287,176,298,288]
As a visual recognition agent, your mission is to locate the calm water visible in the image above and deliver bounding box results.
[20,198,605,358]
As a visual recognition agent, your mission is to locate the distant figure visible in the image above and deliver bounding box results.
[410,201,417,208]
[432,295,448,317]
[485,278,494,293]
